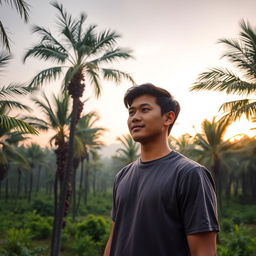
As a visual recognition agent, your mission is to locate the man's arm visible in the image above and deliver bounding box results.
[187,231,217,256]
[104,222,115,256]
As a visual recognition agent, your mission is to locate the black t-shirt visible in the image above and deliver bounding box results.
[110,151,219,256]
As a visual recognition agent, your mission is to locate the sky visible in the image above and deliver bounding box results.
[1,0,256,146]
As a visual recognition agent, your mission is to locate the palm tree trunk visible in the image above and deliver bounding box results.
[76,159,84,215]
[92,168,97,196]
[28,170,33,203]
[51,96,79,256]
[5,177,9,202]
[72,165,77,221]
[36,166,41,195]
[16,168,21,201]
[84,165,89,205]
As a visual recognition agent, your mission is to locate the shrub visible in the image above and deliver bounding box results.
[24,211,52,240]
[31,199,54,216]
[72,235,99,256]
[3,228,31,255]
[77,215,108,242]
[218,224,256,256]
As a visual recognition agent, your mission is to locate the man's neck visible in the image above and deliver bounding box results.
[140,138,172,162]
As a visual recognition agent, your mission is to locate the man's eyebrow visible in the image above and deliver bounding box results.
[129,103,152,110]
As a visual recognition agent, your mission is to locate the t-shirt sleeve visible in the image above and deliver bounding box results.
[111,176,117,222]
[177,166,220,235]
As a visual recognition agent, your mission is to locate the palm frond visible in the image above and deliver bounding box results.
[91,29,120,54]
[73,12,87,44]
[91,47,133,64]
[3,0,30,22]
[23,44,68,63]
[33,94,59,128]
[85,67,101,97]
[32,25,67,53]
[0,21,11,52]
[0,115,38,134]
[220,99,256,120]
[0,100,30,111]
[0,51,11,69]
[102,68,135,85]
[22,116,49,130]
[51,1,77,49]
[28,66,63,87]
[0,83,31,98]
[191,67,256,96]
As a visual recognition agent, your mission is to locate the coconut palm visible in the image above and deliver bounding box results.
[0,0,30,52]
[116,134,139,165]
[23,2,134,253]
[191,20,256,121]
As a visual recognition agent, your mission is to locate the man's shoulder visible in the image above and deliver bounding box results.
[170,151,203,170]
[114,160,138,183]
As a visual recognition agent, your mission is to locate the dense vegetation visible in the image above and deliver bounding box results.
[0,1,256,255]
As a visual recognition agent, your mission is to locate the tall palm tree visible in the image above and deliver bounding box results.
[168,133,196,158]
[192,117,234,201]
[26,92,70,213]
[21,143,46,202]
[72,112,105,217]
[0,0,30,52]
[0,119,29,201]
[116,134,139,165]
[0,52,37,134]
[23,3,134,254]
[191,20,256,122]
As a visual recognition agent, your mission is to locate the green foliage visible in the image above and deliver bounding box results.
[77,214,108,242]
[82,194,112,215]
[24,211,52,240]
[218,224,256,256]
[31,199,54,216]
[2,228,31,255]
[72,235,99,256]
[222,201,256,225]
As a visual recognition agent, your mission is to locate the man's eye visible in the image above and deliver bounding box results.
[142,108,149,112]
[129,111,135,116]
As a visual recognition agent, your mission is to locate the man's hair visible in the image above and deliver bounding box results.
[124,83,180,134]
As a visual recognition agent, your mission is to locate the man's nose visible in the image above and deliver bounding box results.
[131,111,141,122]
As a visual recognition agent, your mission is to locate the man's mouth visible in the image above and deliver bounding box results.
[131,125,144,132]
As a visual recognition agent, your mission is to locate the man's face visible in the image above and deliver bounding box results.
[127,94,168,143]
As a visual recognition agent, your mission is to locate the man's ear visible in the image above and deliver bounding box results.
[164,111,175,126]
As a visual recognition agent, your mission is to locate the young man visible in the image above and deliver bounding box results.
[104,83,219,256]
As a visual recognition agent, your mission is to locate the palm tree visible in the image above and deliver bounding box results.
[0,52,37,134]
[21,143,46,202]
[73,112,105,218]
[23,3,134,254]
[168,133,196,158]
[116,134,139,165]
[0,0,30,52]
[26,92,70,215]
[191,20,256,122]
[0,122,29,201]
[192,117,234,202]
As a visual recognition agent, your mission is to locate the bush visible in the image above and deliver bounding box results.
[2,228,31,255]
[24,211,52,240]
[31,199,54,216]
[77,215,108,242]
[72,235,99,256]
[218,224,256,256]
